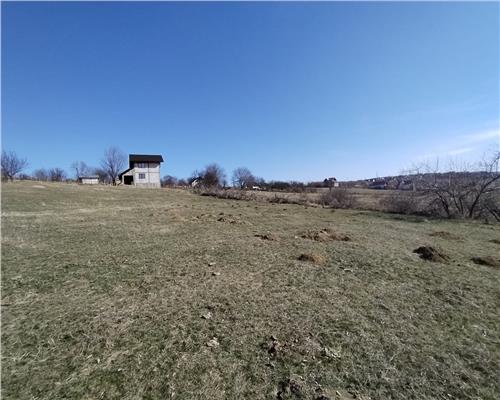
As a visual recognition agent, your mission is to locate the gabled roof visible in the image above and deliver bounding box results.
[118,167,133,179]
[129,154,164,163]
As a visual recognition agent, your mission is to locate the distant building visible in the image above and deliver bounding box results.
[324,177,340,188]
[77,176,99,185]
[119,154,164,188]
[189,177,203,187]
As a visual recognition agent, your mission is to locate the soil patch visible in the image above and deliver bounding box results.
[471,256,500,268]
[413,246,449,263]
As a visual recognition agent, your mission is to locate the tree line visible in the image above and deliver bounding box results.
[2,147,499,221]
[1,147,126,184]
[162,163,331,191]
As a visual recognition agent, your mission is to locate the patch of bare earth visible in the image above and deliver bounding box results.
[413,246,449,262]
[471,256,500,268]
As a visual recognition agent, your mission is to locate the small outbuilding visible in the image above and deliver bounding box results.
[77,176,99,185]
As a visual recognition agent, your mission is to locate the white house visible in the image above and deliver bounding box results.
[119,154,164,188]
[77,176,99,185]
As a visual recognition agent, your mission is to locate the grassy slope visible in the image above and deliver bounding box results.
[2,182,499,400]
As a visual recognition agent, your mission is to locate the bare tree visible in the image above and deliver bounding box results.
[1,150,28,181]
[101,147,126,185]
[409,151,500,220]
[71,161,90,179]
[161,175,178,187]
[232,167,255,189]
[33,168,49,181]
[201,163,226,188]
[93,167,110,184]
[49,168,66,182]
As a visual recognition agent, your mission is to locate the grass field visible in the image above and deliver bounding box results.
[2,182,500,399]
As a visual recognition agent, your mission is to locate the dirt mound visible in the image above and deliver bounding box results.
[429,231,460,240]
[413,246,449,262]
[300,228,350,242]
[255,233,279,241]
[298,253,326,265]
[471,256,500,267]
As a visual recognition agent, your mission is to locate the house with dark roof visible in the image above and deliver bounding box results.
[119,154,164,188]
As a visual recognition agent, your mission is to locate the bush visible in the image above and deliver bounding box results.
[194,187,257,201]
[380,191,422,215]
[319,188,356,209]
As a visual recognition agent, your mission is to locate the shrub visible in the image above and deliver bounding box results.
[319,188,356,209]
[381,191,422,215]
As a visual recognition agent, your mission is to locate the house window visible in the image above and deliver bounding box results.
[138,173,146,179]
[136,163,147,168]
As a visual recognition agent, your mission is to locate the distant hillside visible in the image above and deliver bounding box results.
[342,171,493,190]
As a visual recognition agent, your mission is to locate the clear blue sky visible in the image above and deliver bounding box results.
[2,2,499,181]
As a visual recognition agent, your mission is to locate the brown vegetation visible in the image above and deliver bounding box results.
[300,228,350,242]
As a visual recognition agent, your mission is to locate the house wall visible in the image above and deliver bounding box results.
[133,162,161,188]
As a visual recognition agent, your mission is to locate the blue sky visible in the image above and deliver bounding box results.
[2,2,499,181]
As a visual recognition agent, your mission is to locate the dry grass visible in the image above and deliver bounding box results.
[2,181,500,399]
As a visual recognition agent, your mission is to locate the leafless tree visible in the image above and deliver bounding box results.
[201,163,226,188]
[49,168,66,182]
[71,161,90,179]
[232,167,255,189]
[33,168,49,181]
[409,151,500,220]
[93,167,110,184]
[1,150,28,181]
[101,147,126,185]
[161,175,178,187]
